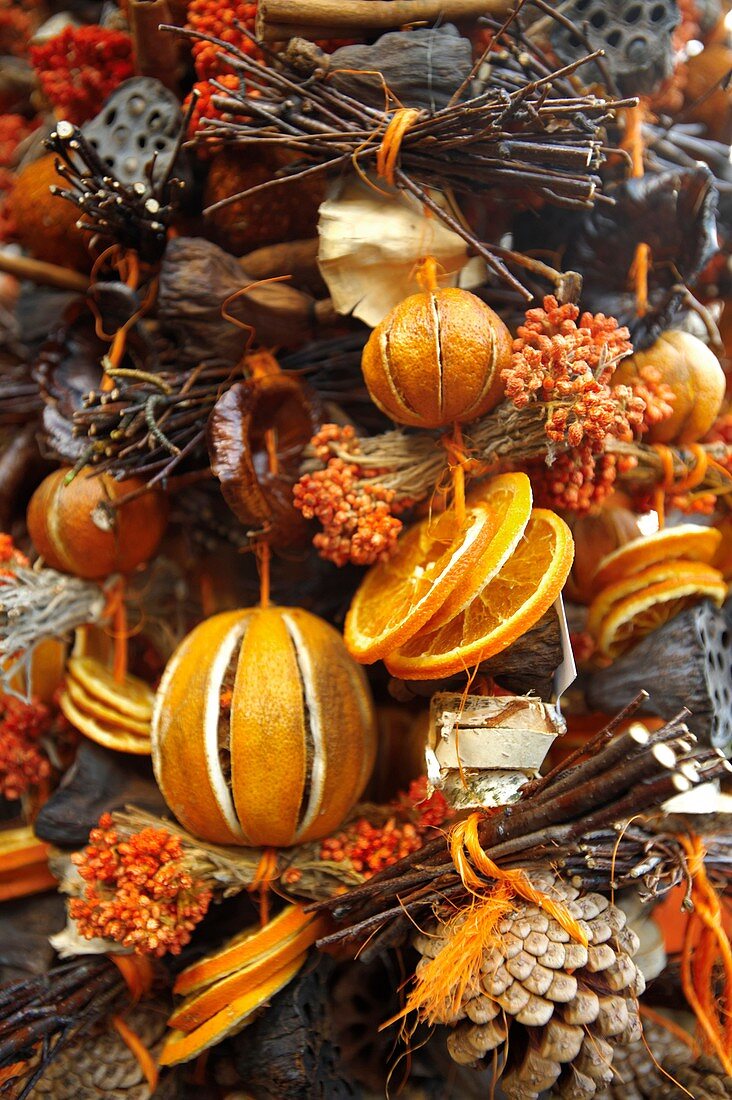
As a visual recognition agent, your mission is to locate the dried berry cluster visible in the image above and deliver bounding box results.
[70,814,212,957]
[185,0,259,81]
[30,26,134,126]
[320,778,451,878]
[0,695,51,800]
[294,425,405,567]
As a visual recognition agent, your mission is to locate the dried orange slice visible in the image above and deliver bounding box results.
[64,675,151,736]
[595,572,727,659]
[587,560,726,641]
[59,690,151,755]
[593,524,722,589]
[67,656,154,722]
[385,508,573,680]
[424,473,532,631]
[345,485,527,663]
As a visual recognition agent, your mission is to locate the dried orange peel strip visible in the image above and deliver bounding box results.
[169,917,325,1031]
[174,904,316,996]
[587,560,726,642]
[596,574,727,660]
[593,524,722,589]
[385,508,573,680]
[159,953,307,1067]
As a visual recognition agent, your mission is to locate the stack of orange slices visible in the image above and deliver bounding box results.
[344,473,575,680]
[160,905,324,1066]
[587,525,727,661]
[59,656,154,755]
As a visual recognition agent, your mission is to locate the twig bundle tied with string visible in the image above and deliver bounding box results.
[171,17,636,298]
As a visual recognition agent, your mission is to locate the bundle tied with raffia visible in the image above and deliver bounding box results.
[404,815,645,1100]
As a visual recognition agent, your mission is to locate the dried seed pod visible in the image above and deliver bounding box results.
[361,287,511,429]
[151,607,377,847]
[27,467,168,580]
[207,372,321,548]
[414,875,643,1100]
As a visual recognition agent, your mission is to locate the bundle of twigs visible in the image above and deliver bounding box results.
[0,956,132,1099]
[173,19,635,298]
[313,698,732,961]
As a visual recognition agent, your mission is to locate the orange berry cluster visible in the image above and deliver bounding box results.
[627,363,676,435]
[0,695,51,800]
[70,815,212,957]
[185,0,260,82]
[319,778,451,878]
[293,424,404,567]
[30,26,134,126]
[530,449,637,515]
[504,296,643,450]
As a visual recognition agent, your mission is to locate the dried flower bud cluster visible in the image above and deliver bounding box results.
[30,27,134,126]
[0,695,51,800]
[320,777,451,877]
[294,424,404,566]
[530,449,638,515]
[504,296,642,450]
[70,814,212,957]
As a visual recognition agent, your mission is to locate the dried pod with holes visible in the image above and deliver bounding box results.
[151,607,377,847]
[26,467,168,580]
[413,875,644,1100]
[613,331,725,444]
[361,285,512,429]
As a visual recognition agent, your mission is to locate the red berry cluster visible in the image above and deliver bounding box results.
[185,0,260,82]
[529,448,638,515]
[319,778,451,878]
[293,424,404,567]
[503,296,643,450]
[30,26,134,126]
[0,695,51,800]
[70,814,212,957]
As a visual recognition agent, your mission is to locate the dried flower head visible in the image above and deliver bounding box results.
[31,26,134,126]
[504,296,642,451]
[319,778,451,878]
[0,695,51,800]
[294,425,404,567]
[70,814,212,957]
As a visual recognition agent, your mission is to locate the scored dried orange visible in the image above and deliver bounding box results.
[595,572,727,659]
[385,508,573,680]
[593,524,722,589]
[344,476,531,663]
[587,560,727,641]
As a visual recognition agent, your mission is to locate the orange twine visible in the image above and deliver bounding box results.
[652,443,710,527]
[376,107,420,187]
[449,814,589,948]
[248,847,279,926]
[677,834,732,1075]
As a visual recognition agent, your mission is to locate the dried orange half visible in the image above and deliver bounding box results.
[593,524,722,589]
[595,571,727,660]
[385,508,573,680]
[344,476,531,663]
[587,560,727,641]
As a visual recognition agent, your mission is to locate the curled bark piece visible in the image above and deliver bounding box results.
[257,0,513,41]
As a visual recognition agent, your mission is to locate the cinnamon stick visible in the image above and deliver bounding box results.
[0,251,89,293]
[257,0,514,41]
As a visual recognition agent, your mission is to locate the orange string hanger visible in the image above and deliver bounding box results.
[677,833,732,1075]
[623,101,651,317]
[247,847,279,926]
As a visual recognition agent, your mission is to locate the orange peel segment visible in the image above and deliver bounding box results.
[174,904,314,996]
[385,508,574,680]
[345,499,503,663]
[596,573,727,659]
[424,473,532,631]
[587,560,727,641]
[159,953,306,1066]
[593,524,722,590]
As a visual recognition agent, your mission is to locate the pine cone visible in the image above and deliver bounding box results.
[592,1018,691,1098]
[413,873,644,1099]
[647,1052,732,1099]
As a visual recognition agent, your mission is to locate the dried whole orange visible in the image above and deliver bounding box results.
[362,287,511,428]
[27,467,168,580]
[565,503,641,606]
[6,154,92,272]
[385,508,574,680]
[151,607,377,847]
[613,331,725,445]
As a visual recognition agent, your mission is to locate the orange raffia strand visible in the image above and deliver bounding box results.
[101,250,141,391]
[652,443,711,525]
[110,953,154,1003]
[248,847,278,926]
[677,833,732,1074]
[450,814,589,947]
[111,1015,159,1093]
[623,102,650,317]
[103,577,129,685]
[376,107,420,187]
